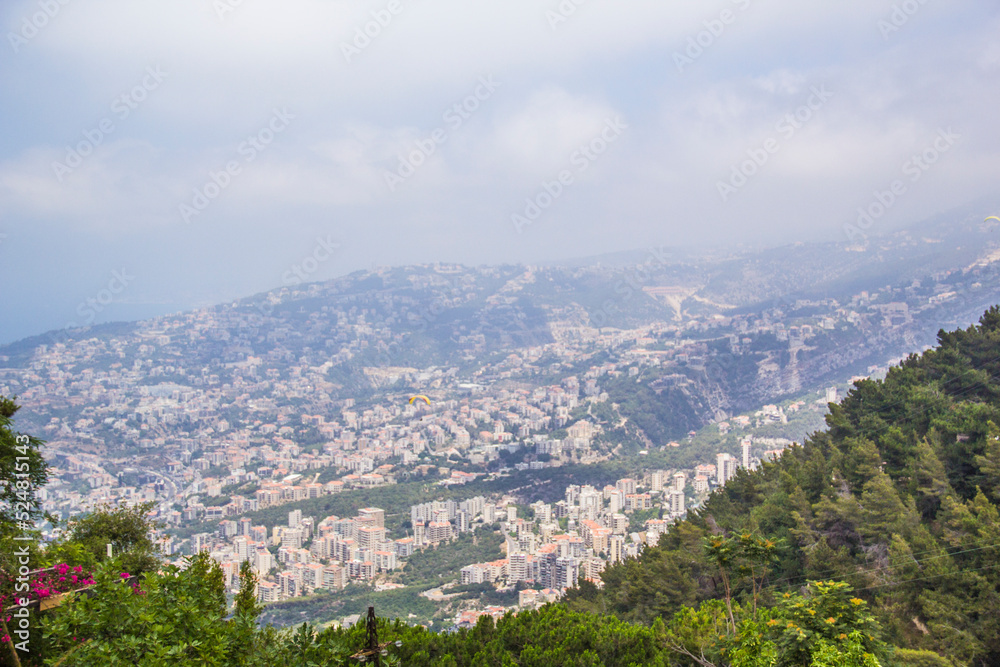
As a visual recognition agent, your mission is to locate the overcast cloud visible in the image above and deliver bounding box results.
[1,0,998,342]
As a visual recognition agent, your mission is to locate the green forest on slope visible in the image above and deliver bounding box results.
[560,306,1000,665]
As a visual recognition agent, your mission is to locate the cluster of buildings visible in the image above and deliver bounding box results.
[460,472,692,594]
[181,456,762,609]
[162,428,783,614]
[187,494,508,604]
[184,506,399,602]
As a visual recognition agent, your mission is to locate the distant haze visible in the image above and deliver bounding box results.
[1,0,998,343]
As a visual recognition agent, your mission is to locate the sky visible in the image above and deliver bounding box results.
[1,0,998,344]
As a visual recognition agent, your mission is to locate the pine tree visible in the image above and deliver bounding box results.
[837,436,882,493]
[234,559,263,620]
[858,472,913,544]
[910,435,951,519]
[0,397,50,537]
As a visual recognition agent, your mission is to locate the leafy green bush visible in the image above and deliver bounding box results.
[62,502,163,576]
[38,553,404,667]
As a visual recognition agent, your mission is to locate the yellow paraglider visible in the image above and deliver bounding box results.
[986,216,1000,223]
[409,395,431,406]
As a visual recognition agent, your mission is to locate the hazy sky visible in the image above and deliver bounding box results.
[1,0,998,343]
